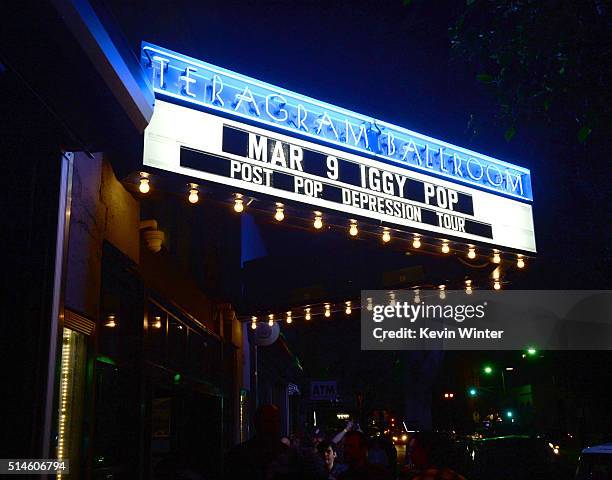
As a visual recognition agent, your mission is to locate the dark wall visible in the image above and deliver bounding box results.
[1,1,145,458]
[0,70,65,457]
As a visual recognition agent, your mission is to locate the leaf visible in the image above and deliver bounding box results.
[477,73,494,83]
[577,126,592,143]
[504,126,516,142]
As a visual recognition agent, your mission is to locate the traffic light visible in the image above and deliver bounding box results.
[468,387,478,397]
[483,365,493,375]
[505,410,514,418]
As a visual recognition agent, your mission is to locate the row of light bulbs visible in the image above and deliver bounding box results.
[250,301,353,329]
[138,175,526,268]
[248,279,505,328]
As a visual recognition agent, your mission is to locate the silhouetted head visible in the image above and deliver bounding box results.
[344,431,368,467]
[254,404,281,439]
[409,432,451,469]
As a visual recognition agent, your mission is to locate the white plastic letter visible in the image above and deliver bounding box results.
[297,104,309,131]
[212,75,224,106]
[345,120,369,149]
[151,56,169,89]
[316,112,339,140]
[235,86,261,116]
[401,140,422,165]
[439,148,449,173]
[386,132,396,156]
[248,134,268,162]
[266,94,288,122]
[486,165,504,187]
[179,67,197,98]
[466,158,484,180]
[506,170,524,195]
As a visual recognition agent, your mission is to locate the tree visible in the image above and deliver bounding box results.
[447,0,611,145]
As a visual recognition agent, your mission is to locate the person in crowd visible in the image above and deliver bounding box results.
[317,440,347,480]
[312,427,326,453]
[332,420,354,445]
[368,434,396,471]
[337,431,391,480]
[224,404,301,479]
[403,432,466,480]
[290,433,303,451]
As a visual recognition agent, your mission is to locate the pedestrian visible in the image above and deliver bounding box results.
[337,431,391,480]
[331,420,354,445]
[224,404,301,480]
[317,440,347,480]
[402,432,466,480]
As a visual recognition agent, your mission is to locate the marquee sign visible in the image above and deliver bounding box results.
[141,42,533,201]
[144,101,536,252]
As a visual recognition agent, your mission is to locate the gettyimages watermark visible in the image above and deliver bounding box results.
[360,290,612,350]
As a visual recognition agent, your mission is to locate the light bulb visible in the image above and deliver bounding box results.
[349,222,358,236]
[324,305,331,318]
[382,229,391,243]
[413,236,421,249]
[274,207,285,221]
[468,247,476,259]
[305,308,311,320]
[517,256,525,269]
[153,316,162,329]
[286,311,292,324]
[366,298,373,312]
[251,321,257,330]
[188,188,199,204]
[441,242,450,254]
[494,281,501,290]
[439,285,446,300]
[268,314,274,326]
[492,252,501,264]
[314,213,323,229]
[414,290,421,304]
[234,198,244,213]
[345,302,352,315]
[492,267,500,280]
[139,177,150,194]
[465,280,473,295]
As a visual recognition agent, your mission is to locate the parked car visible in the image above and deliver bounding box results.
[457,434,558,480]
[575,442,612,480]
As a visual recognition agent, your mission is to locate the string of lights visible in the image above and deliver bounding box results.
[241,278,509,327]
[134,172,530,270]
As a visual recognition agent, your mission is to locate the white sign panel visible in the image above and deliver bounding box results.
[144,101,536,252]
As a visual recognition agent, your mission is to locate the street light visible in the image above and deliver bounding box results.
[482,364,509,395]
